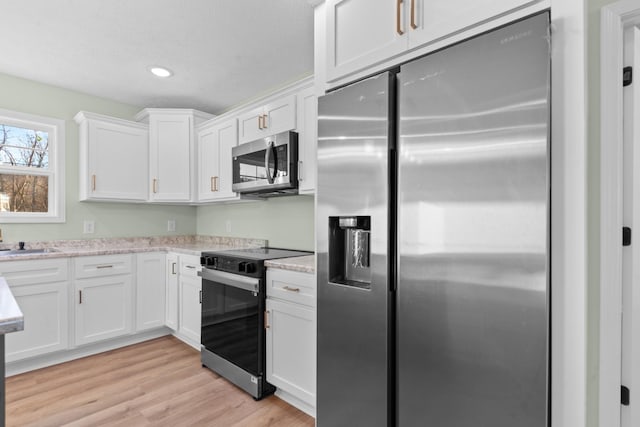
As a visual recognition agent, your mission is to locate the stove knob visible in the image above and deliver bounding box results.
[245,263,256,274]
[202,256,216,267]
[238,261,246,272]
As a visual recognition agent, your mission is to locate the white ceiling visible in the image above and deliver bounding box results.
[0,0,315,115]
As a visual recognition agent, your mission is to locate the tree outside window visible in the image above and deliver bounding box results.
[0,109,65,223]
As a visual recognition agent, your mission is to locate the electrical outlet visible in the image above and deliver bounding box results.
[83,220,95,234]
[167,220,176,232]
[226,220,232,233]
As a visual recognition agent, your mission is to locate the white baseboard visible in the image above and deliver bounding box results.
[274,388,316,418]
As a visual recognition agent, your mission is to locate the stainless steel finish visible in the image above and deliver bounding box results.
[338,217,357,228]
[200,268,260,293]
[201,347,264,399]
[317,72,390,426]
[232,131,297,194]
[265,140,275,184]
[397,13,550,426]
[0,248,58,256]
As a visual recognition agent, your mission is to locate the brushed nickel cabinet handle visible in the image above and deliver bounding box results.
[152,178,157,194]
[91,174,96,191]
[298,160,303,181]
[410,0,418,29]
[96,265,113,269]
[185,265,196,269]
[214,176,219,192]
[396,0,404,35]
[262,114,268,129]
[210,176,215,192]
[79,290,82,304]
[258,115,263,130]
[172,262,176,275]
[264,310,270,329]
[283,286,300,293]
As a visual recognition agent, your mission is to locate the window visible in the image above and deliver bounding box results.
[0,109,65,222]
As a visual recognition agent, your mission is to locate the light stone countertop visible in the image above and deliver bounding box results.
[0,277,24,335]
[0,235,268,262]
[265,254,315,274]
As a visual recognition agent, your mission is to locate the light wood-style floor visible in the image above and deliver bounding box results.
[5,336,315,427]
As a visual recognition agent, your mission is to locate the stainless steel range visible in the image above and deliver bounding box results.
[199,247,310,399]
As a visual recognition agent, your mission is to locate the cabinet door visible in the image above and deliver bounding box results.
[136,253,166,331]
[266,298,316,407]
[296,87,318,194]
[197,118,240,202]
[86,119,149,201]
[407,0,537,50]
[238,95,297,144]
[149,114,192,202]
[75,275,133,346]
[179,275,201,346]
[326,0,407,82]
[166,253,179,331]
[5,282,69,362]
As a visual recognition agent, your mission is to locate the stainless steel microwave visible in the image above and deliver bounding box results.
[231,131,298,196]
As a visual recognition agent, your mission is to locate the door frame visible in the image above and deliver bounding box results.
[600,2,640,426]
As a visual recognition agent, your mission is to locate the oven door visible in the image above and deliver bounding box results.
[200,268,263,376]
[231,131,298,193]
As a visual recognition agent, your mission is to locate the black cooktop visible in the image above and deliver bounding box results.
[202,247,311,261]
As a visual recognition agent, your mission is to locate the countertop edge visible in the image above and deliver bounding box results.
[0,277,24,335]
[265,255,316,274]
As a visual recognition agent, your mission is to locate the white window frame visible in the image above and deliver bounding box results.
[0,108,65,223]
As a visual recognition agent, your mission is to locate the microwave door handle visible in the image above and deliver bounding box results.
[264,141,276,184]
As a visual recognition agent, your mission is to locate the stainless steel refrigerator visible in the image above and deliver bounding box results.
[317,12,550,427]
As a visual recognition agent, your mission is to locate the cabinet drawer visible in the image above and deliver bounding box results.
[74,254,133,278]
[0,258,68,286]
[180,255,201,277]
[267,269,316,307]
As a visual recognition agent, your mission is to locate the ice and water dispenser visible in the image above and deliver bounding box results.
[328,216,371,290]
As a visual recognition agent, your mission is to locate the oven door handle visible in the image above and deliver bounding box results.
[199,268,260,293]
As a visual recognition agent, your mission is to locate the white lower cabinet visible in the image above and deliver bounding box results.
[74,255,133,346]
[266,268,316,416]
[136,253,166,331]
[165,253,179,331]
[177,255,202,347]
[0,259,69,363]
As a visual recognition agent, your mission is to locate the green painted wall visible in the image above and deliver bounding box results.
[587,1,618,425]
[196,195,315,251]
[0,72,197,243]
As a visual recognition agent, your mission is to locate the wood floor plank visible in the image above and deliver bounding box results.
[5,336,315,427]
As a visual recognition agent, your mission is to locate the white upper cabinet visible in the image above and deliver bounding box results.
[197,118,241,202]
[137,109,213,203]
[296,86,318,194]
[237,94,296,144]
[324,0,540,82]
[75,112,149,202]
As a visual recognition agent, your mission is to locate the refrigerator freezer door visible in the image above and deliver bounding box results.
[397,13,550,427]
[317,72,391,426]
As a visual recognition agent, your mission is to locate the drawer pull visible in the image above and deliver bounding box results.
[396,0,404,35]
[410,0,418,30]
[185,265,196,269]
[96,265,113,269]
[283,286,300,293]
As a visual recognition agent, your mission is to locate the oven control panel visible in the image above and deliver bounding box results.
[201,256,260,277]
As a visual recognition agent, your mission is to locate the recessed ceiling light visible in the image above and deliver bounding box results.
[149,66,173,78]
